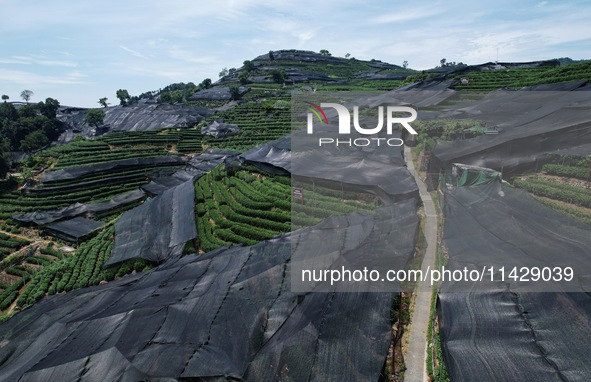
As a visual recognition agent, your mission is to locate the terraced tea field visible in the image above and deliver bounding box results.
[513,155,591,224]
[452,61,591,90]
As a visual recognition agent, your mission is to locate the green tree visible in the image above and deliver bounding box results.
[440,58,447,67]
[20,90,33,104]
[229,86,241,101]
[0,136,10,177]
[38,97,60,119]
[84,108,105,128]
[158,92,172,104]
[270,69,285,84]
[238,71,250,85]
[17,104,37,118]
[269,50,275,60]
[243,60,255,72]
[402,60,409,69]
[9,115,58,148]
[1,95,8,103]
[228,68,237,75]
[0,102,18,121]
[98,97,108,107]
[219,67,229,78]
[319,49,331,56]
[170,90,184,103]
[20,130,48,152]
[199,78,212,89]
[116,89,131,106]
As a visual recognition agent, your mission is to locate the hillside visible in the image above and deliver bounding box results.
[0,49,590,381]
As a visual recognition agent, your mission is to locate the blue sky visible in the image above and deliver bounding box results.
[0,0,589,107]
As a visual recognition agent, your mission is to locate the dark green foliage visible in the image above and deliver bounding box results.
[543,164,591,181]
[199,78,212,89]
[452,61,591,90]
[84,108,106,128]
[158,92,172,103]
[229,86,241,101]
[0,143,10,179]
[20,130,48,152]
[270,69,285,84]
[0,102,18,120]
[116,89,131,106]
[547,154,590,168]
[37,98,60,119]
[238,71,250,85]
[243,60,255,72]
[193,166,376,253]
[0,96,62,166]
[0,233,30,261]
[13,226,153,309]
[534,197,591,225]
[513,178,591,208]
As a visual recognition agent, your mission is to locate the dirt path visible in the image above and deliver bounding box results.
[403,146,438,382]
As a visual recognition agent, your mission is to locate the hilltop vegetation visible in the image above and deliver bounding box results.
[450,61,591,90]
[0,98,62,177]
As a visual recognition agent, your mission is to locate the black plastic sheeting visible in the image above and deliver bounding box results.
[438,183,591,381]
[440,182,591,292]
[45,217,105,242]
[200,120,241,138]
[0,220,396,381]
[386,87,457,108]
[292,199,420,293]
[41,156,188,183]
[240,135,291,175]
[241,133,418,203]
[142,150,239,195]
[426,88,591,186]
[12,189,146,225]
[189,86,250,101]
[56,102,214,143]
[105,180,197,266]
[438,291,591,382]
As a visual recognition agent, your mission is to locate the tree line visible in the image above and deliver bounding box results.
[0,92,62,177]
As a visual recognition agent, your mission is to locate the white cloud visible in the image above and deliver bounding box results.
[0,68,88,86]
[119,45,149,60]
[371,8,442,24]
[167,47,218,65]
[0,57,30,65]
[36,60,78,68]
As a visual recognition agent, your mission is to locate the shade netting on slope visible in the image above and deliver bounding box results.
[142,149,238,195]
[291,199,420,293]
[105,180,197,266]
[241,132,419,203]
[40,156,188,183]
[440,182,591,292]
[56,102,214,142]
[438,291,591,382]
[45,217,106,242]
[12,189,146,225]
[0,210,410,381]
[438,183,591,381]
[427,89,591,187]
